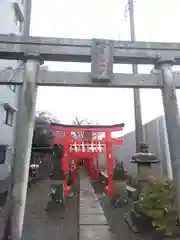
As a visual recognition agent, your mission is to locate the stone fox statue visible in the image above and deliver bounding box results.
[111,161,128,206]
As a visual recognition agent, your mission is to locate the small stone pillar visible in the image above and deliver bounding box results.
[131,142,160,191]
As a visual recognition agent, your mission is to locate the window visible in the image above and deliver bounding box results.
[5,110,14,127]
[4,103,16,127]
[0,146,6,164]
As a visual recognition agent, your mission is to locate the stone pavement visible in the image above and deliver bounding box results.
[22,171,114,240]
[22,179,79,240]
[79,171,115,240]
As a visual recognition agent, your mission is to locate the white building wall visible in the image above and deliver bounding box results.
[0,2,30,237]
[0,0,26,235]
[0,0,26,176]
[0,0,24,70]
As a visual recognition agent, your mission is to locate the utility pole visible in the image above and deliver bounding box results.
[23,0,32,37]
[127,0,173,180]
[128,0,144,152]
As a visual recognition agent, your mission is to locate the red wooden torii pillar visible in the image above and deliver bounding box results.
[51,123,124,197]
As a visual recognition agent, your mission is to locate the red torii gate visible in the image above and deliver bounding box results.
[51,123,124,197]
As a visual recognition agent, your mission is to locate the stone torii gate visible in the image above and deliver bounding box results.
[1,35,180,239]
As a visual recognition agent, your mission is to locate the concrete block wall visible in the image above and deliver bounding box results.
[98,115,172,178]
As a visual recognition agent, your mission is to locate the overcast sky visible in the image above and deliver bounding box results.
[30,0,180,134]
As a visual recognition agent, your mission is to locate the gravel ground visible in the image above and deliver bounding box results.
[92,181,180,240]
[22,179,79,240]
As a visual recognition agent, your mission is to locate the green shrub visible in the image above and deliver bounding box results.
[133,177,179,236]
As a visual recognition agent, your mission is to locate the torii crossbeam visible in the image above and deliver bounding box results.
[1,34,180,64]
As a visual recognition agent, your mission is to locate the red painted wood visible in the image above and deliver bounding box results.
[52,125,123,132]
[105,131,113,197]
[51,124,124,197]
[52,138,123,145]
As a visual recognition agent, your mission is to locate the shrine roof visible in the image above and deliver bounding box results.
[51,123,125,129]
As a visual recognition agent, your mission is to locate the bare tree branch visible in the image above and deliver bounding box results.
[37,111,61,124]
[72,116,100,140]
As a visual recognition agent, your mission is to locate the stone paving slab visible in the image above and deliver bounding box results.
[80,213,108,225]
[80,200,103,208]
[22,179,79,240]
[80,206,104,214]
[80,201,102,208]
[79,171,113,240]
[80,225,113,240]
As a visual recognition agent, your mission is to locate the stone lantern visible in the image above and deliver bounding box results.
[131,142,160,191]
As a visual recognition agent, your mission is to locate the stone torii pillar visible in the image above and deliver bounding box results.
[156,58,180,222]
[9,54,43,240]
